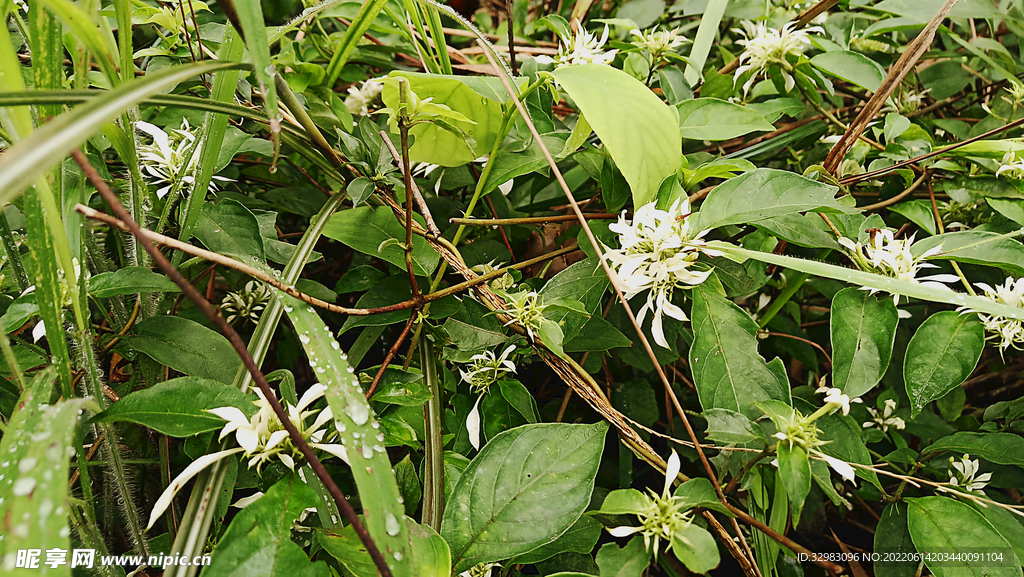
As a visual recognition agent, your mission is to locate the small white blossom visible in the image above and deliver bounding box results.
[607,451,694,557]
[839,229,959,312]
[630,27,686,62]
[536,26,618,68]
[605,199,717,348]
[734,21,822,94]
[136,120,231,199]
[815,386,861,416]
[461,345,517,450]
[221,281,271,325]
[863,399,906,433]
[13,0,28,13]
[941,454,992,494]
[1003,83,1024,107]
[344,78,384,116]
[499,290,547,341]
[996,151,1024,179]
[147,385,346,530]
[973,277,1024,354]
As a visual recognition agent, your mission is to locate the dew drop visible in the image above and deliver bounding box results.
[12,477,36,496]
[385,513,400,536]
[347,402,370,426]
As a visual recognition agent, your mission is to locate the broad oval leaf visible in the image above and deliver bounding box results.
[90,377,254,437]
[810,51,886,93]
[830,288,899,398]
[676,98,774,141]
[695,169,852,230]
[907,497,1021,577]
[89,266,181,297]
[689,285,791,418]
[441,421,608,573]
[703,408,766,445]
[553,64,681,207]
[904,311,984,418]
[511,516,603,565]
[127,316,242,385]
[911,231,1024,277]
[874,503,916,577]
[595,537,649,577]
[323,206,440,276]
[921,432,1024,467]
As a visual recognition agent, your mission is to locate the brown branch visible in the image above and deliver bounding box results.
[70,149,395,577]
[379,131,442,237]
[856,170,929,212]
[365,313,417,399]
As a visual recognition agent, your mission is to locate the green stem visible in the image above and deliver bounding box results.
[420,333,444,531]
[758,248,832,328]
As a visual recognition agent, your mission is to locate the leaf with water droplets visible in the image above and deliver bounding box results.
[0,367,90,575]
[276,291,412,575]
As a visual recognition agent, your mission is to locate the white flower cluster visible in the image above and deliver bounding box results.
[996,151,1024,179]
[941,454,992,494]
[605,199,716,348]
[221,280,271,325]
[839,229,957,312]
[148,384,347,530]
[630,27,686,61]
[974,277,1024,353]
[607,451,694,555]
[344,78,384,117]
[863,399,905,433]
[137,120,231,199]
[535,26,618,68]
[210,383,347,472]
[459,563,498,577]
[816,386,861,416]
[734,21,821,94]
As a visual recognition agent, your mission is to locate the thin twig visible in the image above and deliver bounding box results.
[365,313,417,399]
[857,171,929,212]
[380,131,442,237]
[71,149,395,577]
[450,214,617,225]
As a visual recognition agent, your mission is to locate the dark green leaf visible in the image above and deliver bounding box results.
[776,443,811,525]
[830,288,899,398]
[89,266,181,297]
[689,285,791,418]
[442,422,608,572]
[874,503,916,577]
[512,516,603,565]
[904,311,984,418]
[91,377,253,437]
[703,408,766,445]
[906,497,1020,577]
[127,316,242,385]
[324,206,439,276]
[595,536,649,577]
[911,232,1024,276]
[921,432,1024,466]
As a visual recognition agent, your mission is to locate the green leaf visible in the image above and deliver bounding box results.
[539,257,610,343]
[408,520,452,577]
[676,98,774,141]
[595,488,649,515]
[127,316,242,385]
[371,371,432,406]
[974,503,1024,566]
[564,315,632,352]
[703,408,766,445]
[442,422,608,573]
[673,478,732,516]
[323,206,440,276]
[34,0,119,84]
[552,65,682,207]
[906,497,1021,577]
[89,266,181,298]
[0,369,89,577]
[232,0,280,159]
[755,213,842,250]
[204,475,329,577]
[90,377,254,437]
[381,73,516,166]
[512,516,603,565]
[810,51,886,93]
[194,200,266,263]
[830,288,899,398]
[595,536,649,577]
[689,285,791,418]
[0,61,240,205]
[874,503,916,577]
[481,133,569,196]
[278,291,411,575]
[317,526,379,577]
[776,443,811,526]
[317,519,451,577]
[921,432,1024,466]
[671,523,720,574]
[904,311,984,418]
[695,169,852,230]
[911,232,1024,276]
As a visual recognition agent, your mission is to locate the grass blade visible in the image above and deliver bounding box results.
[684,0,728,86]
[325,0,390,87]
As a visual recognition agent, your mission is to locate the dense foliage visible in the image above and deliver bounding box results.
[3,0,1024,576]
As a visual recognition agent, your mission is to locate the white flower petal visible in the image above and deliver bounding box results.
[147,448,244,529]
